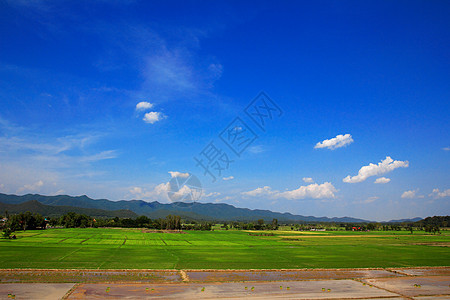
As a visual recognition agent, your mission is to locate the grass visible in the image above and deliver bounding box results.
[0,228,448,269]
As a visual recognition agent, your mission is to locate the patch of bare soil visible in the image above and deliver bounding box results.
[390,267,450,276]
[362,276,450,297]
[186,269,402,282]
[0,269,181,283]
[0,283,75,300]
[66,280,398,299]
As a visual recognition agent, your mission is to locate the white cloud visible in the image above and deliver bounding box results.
[204,192,220,198]
[374,177,391,184]
[314,134,354,150]
[169,171,190,178]
[0,120,117,175]
[53,189,65,195]
[343,156,409,183]
[167,181,203,202]
[401,190,418,199]
[129,172,202,203]
[429,188,450,198]
[0,133,100,156]
[142,50,196,94]
[79,150,118,163]
[242,186,274,197]
[278,182,337,200]
[223,176,234,181]
[135,101,153,111]
[242,182,337,200]
[139,43,224,98]
[0,125,119,196]
[153,182,170,195]
[248,145,265,154]
[17,180,44,193]
[169,184,193,201]
[213,195,232,203]
[129,186,143,195]
[354,196,378,204]
[129,182,170,201]
[365,196,378,204]
[0,161,61,195]
[442,147,450,151]
[143,111,164,124]
[302,177,314,183]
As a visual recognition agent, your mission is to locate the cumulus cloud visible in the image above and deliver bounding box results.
[223,176,234,181]
[401,190,418,199]
[343,156,409,183]
[143,111,164,124]
[278,182,337,200]
[302,177,314,183]
[129,182,170,201]
[429,188,450,198]
[242,182,337,200]
[169,171,190,178]
[17,180,44,193]
[169,184,193,201]
[314,134,354,150]
[374,177,391,184]
[165,171,203,202]
[135,101,153,111]
[135,101,165,124]
[242,186,274,197]
[129,186,143,195]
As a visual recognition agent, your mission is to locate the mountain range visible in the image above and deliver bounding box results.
[0,200,137,219]
[0,193,422,223]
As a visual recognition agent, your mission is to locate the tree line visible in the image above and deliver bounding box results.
[1,211,47,238]
[1,211,214,238]
[223,219,279,230]
[1,211,448,239]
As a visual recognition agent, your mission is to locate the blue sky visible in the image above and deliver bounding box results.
[0,0,449,221]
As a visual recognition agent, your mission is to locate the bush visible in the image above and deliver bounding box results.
[2,227,12,239]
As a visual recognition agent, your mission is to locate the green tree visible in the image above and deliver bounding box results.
[367,223,376,231]
[255,219,264,230]
[271,218,279,230]
[2,227,12,239]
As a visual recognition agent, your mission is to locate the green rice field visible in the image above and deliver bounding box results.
[0,228,449,269]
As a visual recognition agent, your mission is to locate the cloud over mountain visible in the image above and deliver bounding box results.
[242,182,337,200]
